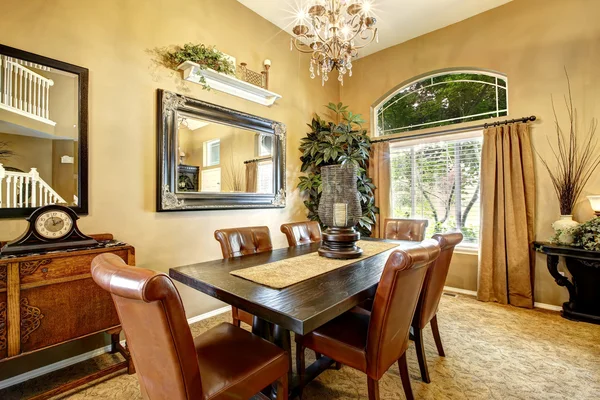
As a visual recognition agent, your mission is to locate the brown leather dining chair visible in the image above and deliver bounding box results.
[412,232,463,383]
[91,253,289,400]
[214,226,273,328]
[296,241,441,400]
[384,218,429,241]
[280,220,322,246]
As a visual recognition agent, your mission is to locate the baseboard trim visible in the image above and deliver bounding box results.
[187,305,232,325]
[0,305,232,390]
[533,302,563,312]
[443,286,563,312]
[443,286,478,297]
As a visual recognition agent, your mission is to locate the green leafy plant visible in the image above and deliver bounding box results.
[151,43,235,90]
[571,217,600,251]
[298,103,377,236]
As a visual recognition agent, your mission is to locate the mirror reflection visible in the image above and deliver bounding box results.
[176,115,274,194]
[0,53,79,209]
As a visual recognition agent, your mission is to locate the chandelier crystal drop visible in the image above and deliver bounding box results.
[290,0,378,86]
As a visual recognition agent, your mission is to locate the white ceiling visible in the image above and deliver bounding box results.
[237,0,512,58]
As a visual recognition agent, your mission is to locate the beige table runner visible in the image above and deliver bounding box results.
[230,240,399,289]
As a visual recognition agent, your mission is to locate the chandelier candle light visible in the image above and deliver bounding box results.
[318,164,363,259]
[290,0,378,86]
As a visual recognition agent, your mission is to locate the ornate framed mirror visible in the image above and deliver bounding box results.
[156,90,286,211]
[0,44,88,218]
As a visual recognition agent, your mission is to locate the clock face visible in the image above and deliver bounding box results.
[35,210,73,240]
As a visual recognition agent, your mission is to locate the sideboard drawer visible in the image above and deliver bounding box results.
[19,249,130,286]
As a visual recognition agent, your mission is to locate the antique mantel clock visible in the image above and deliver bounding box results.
[0,204,97,255]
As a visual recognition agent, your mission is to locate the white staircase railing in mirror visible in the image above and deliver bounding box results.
[0,164,66,208]
[0,55,55,124]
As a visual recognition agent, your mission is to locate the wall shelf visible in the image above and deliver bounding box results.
[177,61,282,107]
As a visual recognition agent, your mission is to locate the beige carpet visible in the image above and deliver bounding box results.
[2,294,600,399]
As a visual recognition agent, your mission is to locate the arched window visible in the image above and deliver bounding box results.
[375,70,508,136]
[375,69,507,248]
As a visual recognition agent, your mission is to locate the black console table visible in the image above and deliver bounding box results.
[534,242,600,324]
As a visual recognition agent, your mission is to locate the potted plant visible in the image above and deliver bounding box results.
[152,43,236,90]
[298,103,378,236]
[537,71,600,244]
[572,217,600,251]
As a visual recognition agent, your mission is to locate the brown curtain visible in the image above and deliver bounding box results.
[245,161,258,193]
[368,141,391,238]
[478,123,536,308]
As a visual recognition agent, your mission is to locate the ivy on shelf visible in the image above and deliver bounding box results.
[152,43,235,90]
[298,103,378,236]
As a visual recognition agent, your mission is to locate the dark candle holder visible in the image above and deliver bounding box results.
[318,164,363,259]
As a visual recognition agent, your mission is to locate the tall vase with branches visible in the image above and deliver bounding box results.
[536,70,600,244]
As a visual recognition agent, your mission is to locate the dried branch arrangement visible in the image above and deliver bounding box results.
[536,70,600,215]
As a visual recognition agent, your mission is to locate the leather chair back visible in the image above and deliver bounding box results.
[384,219,429,241]
[91,253,203,400]
[366,240,440,380]
[280,221,322,246]
[214,226,273,258]
[415,232,463,329]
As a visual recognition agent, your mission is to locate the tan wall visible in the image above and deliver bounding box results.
[341,0,600,306]
[45,71,79,140]
[0,132,53,182]
[179,123,256,192]
[0,0,337,380]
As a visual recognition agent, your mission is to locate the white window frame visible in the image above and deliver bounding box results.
[372,69,508,138]
[203,139,220,167]
[390,130,483,254]
[256,134,273,157]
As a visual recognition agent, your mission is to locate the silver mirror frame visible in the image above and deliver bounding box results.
[156,90,286,211]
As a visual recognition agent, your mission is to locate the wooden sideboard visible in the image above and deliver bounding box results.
[0,234,134,397]
[534,241,600,325]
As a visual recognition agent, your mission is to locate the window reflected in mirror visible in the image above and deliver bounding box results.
[0,52,80,210]
[176,115,275,194]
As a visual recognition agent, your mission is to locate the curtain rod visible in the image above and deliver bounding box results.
[243,156,272,164]
[371,115,537,143]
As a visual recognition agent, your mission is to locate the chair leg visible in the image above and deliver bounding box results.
[414,326,431,383]
[275,372,288,400]
[315,352,322,359]
[296,341,305,399]
[431,315,445,357]
[334,361,342,370]
[367,377,380,400]
[231,307,240,327]
[398,353,414,400]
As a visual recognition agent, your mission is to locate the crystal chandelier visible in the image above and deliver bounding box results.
[290,0,378,86]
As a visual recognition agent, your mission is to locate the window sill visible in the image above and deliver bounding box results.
[454,246,479,256]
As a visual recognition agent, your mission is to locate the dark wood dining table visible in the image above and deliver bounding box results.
[169,239,424,398]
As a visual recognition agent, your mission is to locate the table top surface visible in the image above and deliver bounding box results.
[533,241,600,260]
[169,239,424,335]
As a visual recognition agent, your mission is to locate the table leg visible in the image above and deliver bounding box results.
[252,317,335,399]
[252,316,275,397]
[546,254,577,311]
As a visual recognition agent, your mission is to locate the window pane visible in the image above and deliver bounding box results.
[378,72,508,136]
[257,134,273,157]
[390,135,482,245]
[257,161,273,193]
[498,87,507,112]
